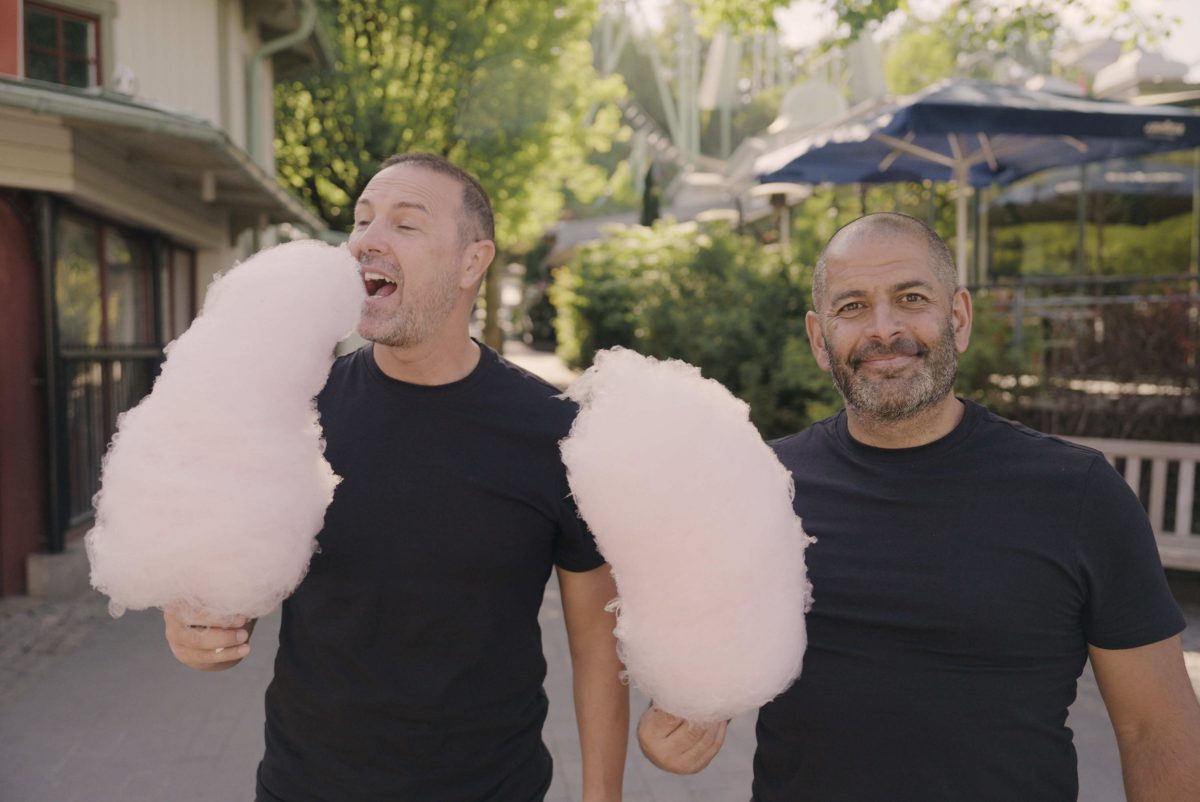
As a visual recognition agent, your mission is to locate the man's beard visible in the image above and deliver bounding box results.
[825,318,959,424]
[357,255,459,349]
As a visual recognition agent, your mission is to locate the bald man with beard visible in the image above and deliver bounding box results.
[639,213,1200,802]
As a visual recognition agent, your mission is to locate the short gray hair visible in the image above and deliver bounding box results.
[378,152,495,245]
[812,212,957,310]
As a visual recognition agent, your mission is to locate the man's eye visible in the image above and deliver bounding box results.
[837,302,863,314]
[901,294,926,303]
[354,219,370,228]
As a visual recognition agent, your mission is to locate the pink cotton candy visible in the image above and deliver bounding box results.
[85,240,365,619]
[560,347,812,723]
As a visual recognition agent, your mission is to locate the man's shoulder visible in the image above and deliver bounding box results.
[768,414,840,462]
[478,347,579,433]
[329,345,364,374]
[319,345,368,393]
[968,401,1103,467]
[486,349,570,400]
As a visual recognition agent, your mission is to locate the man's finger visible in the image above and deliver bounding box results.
[681,719,727,767]
[168,621,251,652]
[171,642,251,668]
[165,606,247,630]
[641,705,687,739]
[677,720,723,754]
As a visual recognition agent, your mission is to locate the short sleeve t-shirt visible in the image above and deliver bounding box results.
[753,400,1184,802]
[257,343,603,802]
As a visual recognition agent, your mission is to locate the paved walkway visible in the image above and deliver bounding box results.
[3,570,1198,801]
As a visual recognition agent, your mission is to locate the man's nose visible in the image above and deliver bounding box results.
[349,221,383,258]
[862,304,903,341]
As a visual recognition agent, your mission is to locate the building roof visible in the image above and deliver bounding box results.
[0,75,325,233]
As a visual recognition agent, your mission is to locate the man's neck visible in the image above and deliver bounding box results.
[845,394,965,449]
[372,334,481,386]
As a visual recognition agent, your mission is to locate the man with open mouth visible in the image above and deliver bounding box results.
[165,153,628,802]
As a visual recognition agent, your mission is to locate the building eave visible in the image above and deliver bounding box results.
[0,76,327,233]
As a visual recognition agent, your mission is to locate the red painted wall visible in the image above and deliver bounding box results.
[0,1,21,78]
[0,192,47,595]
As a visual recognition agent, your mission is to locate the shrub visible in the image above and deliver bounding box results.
[551,220,840,438]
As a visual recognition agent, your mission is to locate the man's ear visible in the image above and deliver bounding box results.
[952,288,973,354]
[805,311,831,372]
[460,240,496,290]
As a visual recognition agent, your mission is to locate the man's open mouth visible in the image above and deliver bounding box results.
[362,271,398,298]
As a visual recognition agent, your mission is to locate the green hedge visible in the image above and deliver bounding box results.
[551,221,841,438]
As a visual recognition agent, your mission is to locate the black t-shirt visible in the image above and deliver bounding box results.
[753,400,1184,802]
[256,343,603,802]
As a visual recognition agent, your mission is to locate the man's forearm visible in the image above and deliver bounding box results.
[1119,718,1200,802]
[572,641,629,802]
[559,564,629,800]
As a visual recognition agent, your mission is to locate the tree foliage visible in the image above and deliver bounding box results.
[552,220,843,437]
[549,217,1051,438]
[694,0,1172,47]
[275,0,627,248]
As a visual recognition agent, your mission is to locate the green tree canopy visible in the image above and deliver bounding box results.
[275,0,627,248]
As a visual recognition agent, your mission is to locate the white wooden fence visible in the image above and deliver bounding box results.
[1069,437,1200,571]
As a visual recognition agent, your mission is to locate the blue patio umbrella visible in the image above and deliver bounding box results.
[754,79,1200,283]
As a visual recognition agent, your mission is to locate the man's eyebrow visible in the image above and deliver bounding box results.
[892,279,934,293]
[389,200,430,215]
[828,288,866,308]
[352,199,430,215]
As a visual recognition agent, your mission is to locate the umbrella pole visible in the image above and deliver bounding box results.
[955,179,969,288]
[950,137,969,288]
[1191,148,1199,374]
[1192,147,1199,276]
[1076,164,1088,276]
[781,202,791,252]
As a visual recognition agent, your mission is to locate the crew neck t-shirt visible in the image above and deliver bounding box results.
[753,400,1184,801]
[256,343,603,802]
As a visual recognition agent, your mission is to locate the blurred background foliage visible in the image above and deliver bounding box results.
[551,221,840,437]
[550,220,1043,438]
[274,0,1195,441]
[275,0,627,247]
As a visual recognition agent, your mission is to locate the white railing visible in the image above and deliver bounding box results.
[1069,437,1200,571]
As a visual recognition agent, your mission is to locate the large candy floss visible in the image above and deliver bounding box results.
[86,240,364,619]
[560,347,812,723]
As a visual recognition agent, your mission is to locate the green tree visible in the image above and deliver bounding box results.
[639,165,661,225]
[881,1,1065,95]
[275,0,626,248]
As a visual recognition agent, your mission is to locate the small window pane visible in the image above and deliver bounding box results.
[55,215,102,347]
[170,249,196,340]
[26,51,59,83]
[63,57,91,88]
[105,230,154,345]
[111,358,155,418]
[63,359,104,522]
[62,17,92,57]
[24,8,56,49]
